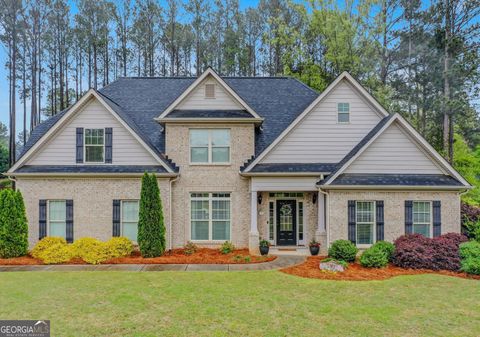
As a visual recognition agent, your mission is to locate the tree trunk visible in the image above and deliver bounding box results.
[443,0,451,162]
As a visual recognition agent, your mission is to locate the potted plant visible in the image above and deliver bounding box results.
[309,239,320,256]
[259,239,270,256]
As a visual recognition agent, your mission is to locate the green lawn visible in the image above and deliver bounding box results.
[0,271,479,337]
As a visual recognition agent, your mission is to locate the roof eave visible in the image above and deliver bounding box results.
[155,117,264,124]
[318,184,471,191]
[240,171,330,177]
[5,172,179,178]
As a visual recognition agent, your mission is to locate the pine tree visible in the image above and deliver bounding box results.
[137,172,165,257]
[0,189,28,258]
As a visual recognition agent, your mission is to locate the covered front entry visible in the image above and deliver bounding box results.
[276,200,297,245]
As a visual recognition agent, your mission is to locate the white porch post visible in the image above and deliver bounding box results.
[249,191,260,255]
[316,191,328,254]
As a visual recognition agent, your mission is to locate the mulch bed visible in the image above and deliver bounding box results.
[0,249,276,266]
[281,256,480,281]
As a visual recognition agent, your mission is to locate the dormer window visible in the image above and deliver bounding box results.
[338,103,350,123]
[84,128,105,163]
[205,83,215,98]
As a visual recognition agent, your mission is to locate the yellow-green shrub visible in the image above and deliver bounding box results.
[71,237,103,258]
[106,237,133,258]
[31,237,67,259]
[40,243,74,264]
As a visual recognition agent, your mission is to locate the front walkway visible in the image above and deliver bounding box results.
[0,255,305,272]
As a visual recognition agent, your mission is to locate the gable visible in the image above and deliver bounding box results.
[176,75,243,110]
[259,79,383,164]
[26,98,159,166]
[344,121,445,174]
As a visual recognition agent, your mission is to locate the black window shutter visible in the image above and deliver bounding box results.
[39,200,47,240]
[376,200,384,241]
[66,200,74,243]
[113,200,121,237]
[105,127,113,163]
[433,200,441,237]
[405,200,413,234]
[76,128,84,163]
[348,200,356,243]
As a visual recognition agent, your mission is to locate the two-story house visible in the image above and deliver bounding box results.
[6,68,471,254]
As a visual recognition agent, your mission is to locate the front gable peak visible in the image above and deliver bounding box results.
[156,68,263,122]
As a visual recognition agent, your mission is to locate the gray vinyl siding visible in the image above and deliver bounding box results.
[177,77,243,110]
[28,98,159,166]
[345,122,445,174]
[260,80,383,164]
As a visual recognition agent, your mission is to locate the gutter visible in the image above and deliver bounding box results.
[168,175,179,251]
[318,185,471,191]
[5,172,179,178]
[240,171,332,177]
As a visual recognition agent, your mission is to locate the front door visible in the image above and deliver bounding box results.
[276,200,296,246]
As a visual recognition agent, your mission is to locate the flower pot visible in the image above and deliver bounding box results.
[259,245,269,256]
[309,245,320,256]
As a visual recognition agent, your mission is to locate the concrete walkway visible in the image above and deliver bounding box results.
[0,255,305,272]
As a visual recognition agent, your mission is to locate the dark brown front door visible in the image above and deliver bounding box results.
[276,200,296,246]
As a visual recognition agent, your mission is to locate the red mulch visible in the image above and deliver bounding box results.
[104,249,276,264]
[281,256,480,281]
[0,249,276,265]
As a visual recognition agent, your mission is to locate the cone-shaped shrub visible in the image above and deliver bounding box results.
[137,173,165,257]
[0,189,29,258]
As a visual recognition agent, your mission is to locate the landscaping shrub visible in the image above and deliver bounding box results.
[459,242,480,275]
[106,237,133,258]
[219,241,235,254]
[183,241,198,255]
[460,258,480,275]
[40,243,74,264]
[393,233,468,271]
[372,241,395,262]
[31,237,67,259]
[72,237,110,264]
[138,173,166,257]
[328,240,358,262]
[360,246,389,268]
[0,189,28,258]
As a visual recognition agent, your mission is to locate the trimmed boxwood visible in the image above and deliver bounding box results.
[328,240,358,262]
[0,189,28,258]
[459,241,480,275]
[372,241,395,262]
[360,246,389,268]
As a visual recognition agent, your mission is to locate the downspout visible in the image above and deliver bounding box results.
[318,183,330,249]
[7,175,17,190]
[168,175,179,251]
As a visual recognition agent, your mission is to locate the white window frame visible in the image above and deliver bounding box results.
[337,102,350,124]
[412,201,433,238]
[84,128,105,164]
[204,83,216,99]
[190,192,231,242]
[268,193,306,246]
[47,200,67,238]
[120,200,140,243]
[356,201,376,247]
[189,128,231,165]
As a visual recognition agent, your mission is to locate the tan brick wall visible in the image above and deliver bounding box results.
[16,177,171,248]
[328,190,461,245]
[165,123,255,248]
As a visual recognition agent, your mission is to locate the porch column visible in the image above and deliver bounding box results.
[316,191,328,254]
[249,191,260,255]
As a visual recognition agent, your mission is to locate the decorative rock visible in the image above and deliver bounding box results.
[320,261,345,273]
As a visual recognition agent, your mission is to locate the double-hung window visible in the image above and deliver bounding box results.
[413,201,431,237]
[121,200,139,242]
[191,193,231,241]
[84,128,105,163]
[356,201,375,245]
[48,200,67,238]
[190,129,230,164]
[338,103,350,123]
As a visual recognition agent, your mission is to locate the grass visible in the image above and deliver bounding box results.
[0,271,479,337]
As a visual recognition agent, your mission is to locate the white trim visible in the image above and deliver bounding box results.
[242,71,389,172]
[323,114,471,187]
[156,68,262,120]
[9,90,175,174]
[268,193,306,246]
[240,172,331,177]
[337,101,351,124]
[189,192,232,242]
[83,127,105,164]
[4,172,178,178]
[321,185,469,191]
[159,117,263,124]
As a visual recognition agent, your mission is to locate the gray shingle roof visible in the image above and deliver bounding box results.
[325,173,463,186]
[249,163,337,173]
[15,165,168,174]
[167,109,254,118]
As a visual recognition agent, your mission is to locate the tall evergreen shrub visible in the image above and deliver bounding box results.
[0,189,28,258]
[137,173,165,257]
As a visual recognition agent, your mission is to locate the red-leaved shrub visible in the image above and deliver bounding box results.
[462,203,480,223]
[393,233,468,271]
